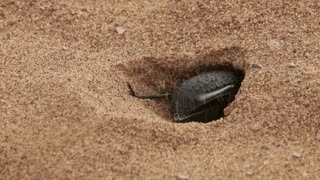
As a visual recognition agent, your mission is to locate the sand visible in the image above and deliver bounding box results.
[0,0,319,179]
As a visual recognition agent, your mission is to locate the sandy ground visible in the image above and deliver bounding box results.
[0,0,319,179]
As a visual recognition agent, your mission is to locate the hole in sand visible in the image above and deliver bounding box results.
[117,47,246,123]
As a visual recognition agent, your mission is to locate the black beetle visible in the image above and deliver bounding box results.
[128,70,243,122]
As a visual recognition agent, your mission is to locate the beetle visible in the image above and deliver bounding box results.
[128,70,243,122]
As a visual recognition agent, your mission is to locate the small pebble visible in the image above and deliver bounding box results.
[302,172,308,177]
[7,21,16,26]
[0,9,5,19]
[250,122,261,131]
[176,175,189,180]
[261,144,271,150]
[251,64,262,69]
[115,26,126,34]
[292,152,301,158]
[304,52,311,58]
[267,39,281,50]
[288,63,299,68]
[246,170,253,176]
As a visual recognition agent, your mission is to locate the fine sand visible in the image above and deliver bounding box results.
[0,0,319,179]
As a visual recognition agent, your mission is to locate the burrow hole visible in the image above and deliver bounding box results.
[118,47,247,123]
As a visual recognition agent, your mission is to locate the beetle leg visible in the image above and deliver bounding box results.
[196,85,235,104]
[174,109,208,122]
[226,92,234,104]
[217,96,226,106]
[127,82,171,99]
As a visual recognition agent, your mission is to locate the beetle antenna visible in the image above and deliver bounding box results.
[127,82,171,99]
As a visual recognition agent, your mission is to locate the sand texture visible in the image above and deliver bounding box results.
[0,0,319,179]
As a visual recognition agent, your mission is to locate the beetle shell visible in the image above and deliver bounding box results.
[171,71,243,122]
